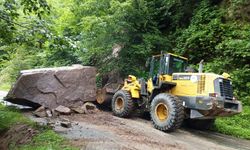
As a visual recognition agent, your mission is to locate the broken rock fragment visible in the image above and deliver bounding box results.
[46,109,53,117]
[33,106,46,117]
[71,107,85,114]
[55,105,71,115]
[82,102,98,114]
[71,102,98,114]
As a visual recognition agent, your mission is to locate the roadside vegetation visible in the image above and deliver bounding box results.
[19,130,77,150]
[214,106,250,140]
[0,104,77,149]
[0,104,31,130]
[0,83,10,91]
[0,0,249,140]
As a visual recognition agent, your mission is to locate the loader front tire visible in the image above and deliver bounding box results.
[112,90,135,118]
[150,93,184,132]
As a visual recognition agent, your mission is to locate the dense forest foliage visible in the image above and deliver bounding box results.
[0,0,249,106]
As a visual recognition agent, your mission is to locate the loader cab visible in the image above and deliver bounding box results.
[149,53,188,77]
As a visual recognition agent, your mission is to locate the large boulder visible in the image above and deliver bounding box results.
[5,65,96,109]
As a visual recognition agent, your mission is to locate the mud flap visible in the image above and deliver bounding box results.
[190,109,204,119]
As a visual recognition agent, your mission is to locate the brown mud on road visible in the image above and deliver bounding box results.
[25,111,250,150]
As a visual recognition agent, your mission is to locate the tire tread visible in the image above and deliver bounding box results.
[150,93,184,132]
[112,90,135,118]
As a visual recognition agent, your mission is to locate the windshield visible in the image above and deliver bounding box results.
[149,54,187,77]
[168,56,187,74]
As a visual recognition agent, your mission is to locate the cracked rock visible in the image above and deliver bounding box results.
[4,65,96,109]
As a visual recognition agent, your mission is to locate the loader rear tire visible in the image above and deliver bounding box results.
[150,93,184,132]
[112,90,135,118]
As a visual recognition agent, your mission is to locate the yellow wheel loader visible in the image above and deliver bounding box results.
[111,53,242,131]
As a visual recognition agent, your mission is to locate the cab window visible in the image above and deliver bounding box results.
[168,56,186,74]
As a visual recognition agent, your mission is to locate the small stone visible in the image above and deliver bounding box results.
[61,118,70,122]
[82,102,98,114]
[55,105,71,115]
[46,109,53,117]
[47,122,55,128]
[33,106,46,117]
[60,121,72,128]
[52,109,59,117]
[55,121,61,126]
[71,107,85,114]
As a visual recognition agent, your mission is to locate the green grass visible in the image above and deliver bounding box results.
[0,104,78,150]
[213,105,250,140]
[0,83,11,91]
[0,104,32,131]
[19,130,77,150]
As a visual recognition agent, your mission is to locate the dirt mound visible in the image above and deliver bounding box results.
[0,124,38,150]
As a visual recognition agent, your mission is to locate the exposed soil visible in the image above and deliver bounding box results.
[1,91,250,150]
[0,124,38,150]
[25,111,250,150]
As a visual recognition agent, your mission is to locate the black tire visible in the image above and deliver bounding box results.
[150,93,184,132]
[112,90,135,118]
[186,119,215,130]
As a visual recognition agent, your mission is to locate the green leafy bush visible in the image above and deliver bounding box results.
[0,104,32,131]
[0,0,249,139]
[213,106,250,139]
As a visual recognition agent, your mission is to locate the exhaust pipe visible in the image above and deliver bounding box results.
[199,60,204,73]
